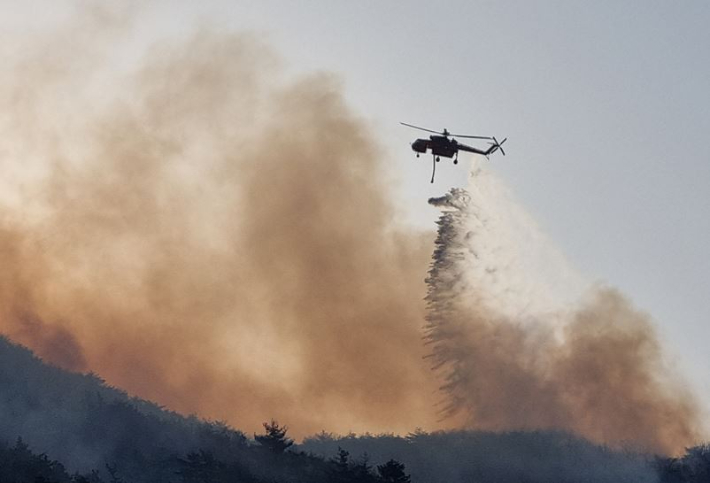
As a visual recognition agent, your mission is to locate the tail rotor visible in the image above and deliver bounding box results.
[488,136,507,156]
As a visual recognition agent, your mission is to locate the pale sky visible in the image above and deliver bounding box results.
[2,1,709,417]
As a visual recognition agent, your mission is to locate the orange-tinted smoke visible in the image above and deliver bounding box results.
[0,5,701,454]
[0,10,443,438]
[425,189,700,454]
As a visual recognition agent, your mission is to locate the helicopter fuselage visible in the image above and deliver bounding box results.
[412,135,458,158]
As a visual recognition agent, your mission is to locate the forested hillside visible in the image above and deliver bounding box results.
[0,335,407,483]
[300,430,656,483]
[1,335,708,483]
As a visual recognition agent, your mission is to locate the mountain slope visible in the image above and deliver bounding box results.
[0,335,248,475]
[2,334,706,483]
[300,430,657,483]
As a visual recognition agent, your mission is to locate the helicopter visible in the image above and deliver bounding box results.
[401,122,507,182]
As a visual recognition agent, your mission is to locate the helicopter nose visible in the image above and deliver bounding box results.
[411,139,427,153]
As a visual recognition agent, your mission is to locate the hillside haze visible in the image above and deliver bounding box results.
[0,335,669,483]
[0,335,248,473]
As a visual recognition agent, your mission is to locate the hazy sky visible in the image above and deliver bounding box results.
[2,1,709,416]
[180,0,710,405]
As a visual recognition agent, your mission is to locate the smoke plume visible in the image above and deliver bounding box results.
[425,171,700,454]
[0,7,441,438]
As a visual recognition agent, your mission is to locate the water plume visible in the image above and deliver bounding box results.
[425,168,700,453]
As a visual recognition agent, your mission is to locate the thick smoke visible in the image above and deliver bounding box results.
[425,171,700,454]
[0,5,702,453]
[0,8,442,438]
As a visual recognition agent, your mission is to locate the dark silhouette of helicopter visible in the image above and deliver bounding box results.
[401,122,507,182]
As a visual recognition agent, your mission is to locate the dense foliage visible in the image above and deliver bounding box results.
[300,430,657,483]
[655,444,710,483]
[0,336,408,483]
[1,335,709,482]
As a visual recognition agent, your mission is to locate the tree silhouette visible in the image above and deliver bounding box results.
[377,459,410,483]
[333,447,350,468]
[177,450,222,483]
[254,420,293,454]
[328,447,351,483]
[351,452,379,483]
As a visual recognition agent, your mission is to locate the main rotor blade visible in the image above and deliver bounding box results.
[450,133,493,140]
[401,122,495,140]
[400,122,443,135]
